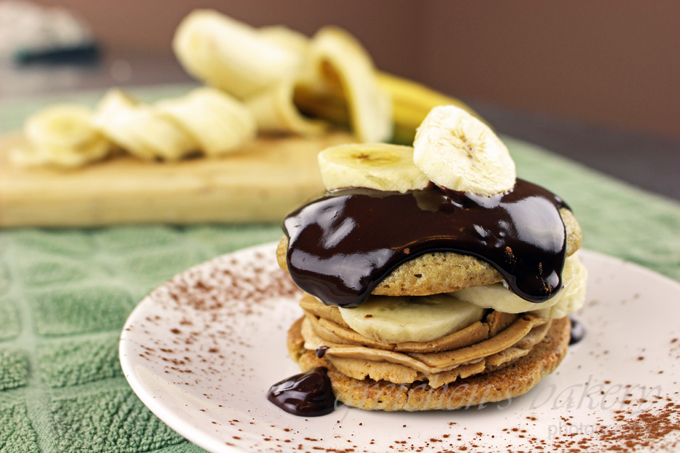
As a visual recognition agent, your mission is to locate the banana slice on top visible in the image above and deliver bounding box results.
[156,87,256,156]
[413,105,516,196]
[12,104,111,168]
[339,294,485,343]
[318,143,429,192]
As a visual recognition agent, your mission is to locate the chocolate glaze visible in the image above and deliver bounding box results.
[569,316,585,345]
[267,367,336,416]
[283,179,568,308]
[315,346,329,358]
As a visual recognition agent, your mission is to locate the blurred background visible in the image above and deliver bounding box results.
[1,0,679,197]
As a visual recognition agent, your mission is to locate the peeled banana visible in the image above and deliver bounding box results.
[172,11,393,143]
[173,10,304,99]
[413,105,515,196]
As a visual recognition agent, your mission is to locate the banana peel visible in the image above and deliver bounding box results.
[294,70,486,146]
[377,72,487,145]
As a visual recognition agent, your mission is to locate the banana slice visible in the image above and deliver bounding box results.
[318,143,429,192]
[156,87,256,156]
[173,10,304,99]
[413,105,516,196]
[453,254,587,317]
[339,294,485,343]
[307,26,392,143]
[245,81,328,136]
[92,89,198,161]
[12,104,111,168]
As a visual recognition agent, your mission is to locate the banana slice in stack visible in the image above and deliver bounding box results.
[413,105,516,196]
[318,143,429,192]
[173,10,304,99]
[92,89,198,161]
[453,254,588,317]
[530,254,588,319]
[155,87,256,157]
[338,294,485,343]
[11,104,112,168]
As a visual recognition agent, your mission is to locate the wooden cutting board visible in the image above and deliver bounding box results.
[0,131,354,227]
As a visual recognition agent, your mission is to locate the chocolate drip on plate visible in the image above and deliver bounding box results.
[569,316,585,345]
[267,367,336,416]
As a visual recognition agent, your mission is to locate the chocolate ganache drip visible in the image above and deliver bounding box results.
[283,179,568,308]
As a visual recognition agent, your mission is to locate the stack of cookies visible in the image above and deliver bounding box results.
[275,106,587,411]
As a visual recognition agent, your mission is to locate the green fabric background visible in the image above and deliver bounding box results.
[1,86,679,452]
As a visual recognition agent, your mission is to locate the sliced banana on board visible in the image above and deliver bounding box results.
[156,87,256,156]
[413,105,516,196]
[453,254,587,318]
[318,143,429,192]
[339,293,485,343]
[92,89,198,161]
[11,104,111,168]
[173,10,304,99]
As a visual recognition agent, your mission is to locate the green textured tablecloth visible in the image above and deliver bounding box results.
[1,86,680,453]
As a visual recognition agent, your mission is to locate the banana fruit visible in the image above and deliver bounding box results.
[453,254,587,318]
[172,11,392,142]
[338,294,485,343]
[413,105,515,196]
[156,87,256,156]
[11,104,112,168]
[318,143,429,192]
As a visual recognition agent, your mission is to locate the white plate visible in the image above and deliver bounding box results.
[120,243,680,453]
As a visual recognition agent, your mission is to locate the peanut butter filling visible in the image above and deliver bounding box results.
[294,294,554,388]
